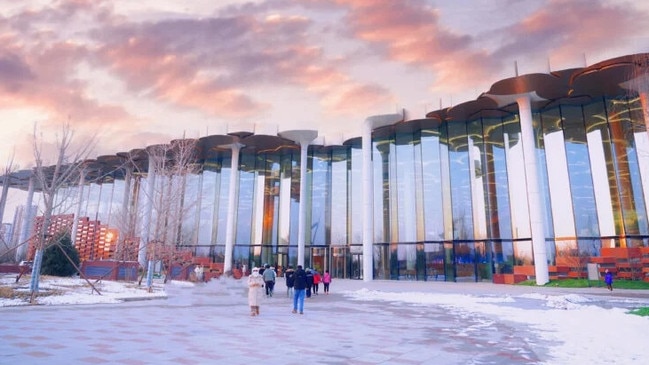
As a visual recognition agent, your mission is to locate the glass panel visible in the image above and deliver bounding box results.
[421,129,444,241]
[277,152,293,246]
[181,173,200,245]
[375,244,390,280]
[309,148,328,245]
[494,240,514,274]
[540,107,575,238]
[447,122,473,239]
[513,240,534,265]
[287,151,299,246]
[416,243,426,280]
[583,100,618,244]
[468,120,487,239]
[215,160,229,245]
[257,154,278,245]
[454,242,475,281]
[396,243,417,280]
[109,180,125,228]
[483,117,512,239]
[331,246,348,278]
[562,105,599,237]
[444,242,455,280]
[439,125,453,240]
[475,241,492,281]
[424,242,445,281]
[198,170,216,246]
[374,136,392,243]
[395,130,417,243]
[607,97,649,240]
[627,99,649,236]
[350,146,363,244]
[236,151,255,244]
[331,147,348,244]
[504,114,531,239]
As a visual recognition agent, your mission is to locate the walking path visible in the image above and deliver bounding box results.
[1,278,647,364]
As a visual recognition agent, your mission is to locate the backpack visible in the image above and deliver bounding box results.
[263,268,276,282]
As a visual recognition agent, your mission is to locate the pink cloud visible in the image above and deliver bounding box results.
[502,0,649,66]
[324,83,394,116]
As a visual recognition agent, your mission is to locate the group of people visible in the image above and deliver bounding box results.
[247,264,331,316]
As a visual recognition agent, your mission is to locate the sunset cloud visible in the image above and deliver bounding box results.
[0,0,647,170]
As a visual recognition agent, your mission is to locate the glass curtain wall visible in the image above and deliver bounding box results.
[49,68,649,283]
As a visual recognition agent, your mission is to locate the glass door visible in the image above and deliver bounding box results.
[331,246,348,278]
[351,253,363,279]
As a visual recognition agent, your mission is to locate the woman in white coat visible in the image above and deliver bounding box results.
[248,267,264,316]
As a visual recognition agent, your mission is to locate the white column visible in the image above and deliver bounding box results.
[278,130,318,268]
[139,157,156,267]
[485,91,549,285]
[223,142,243,273]
[361,121,373,282]
[362,113,403,282]
[516,95,550,285]
[16,175,35,261]
[297,142,308,267]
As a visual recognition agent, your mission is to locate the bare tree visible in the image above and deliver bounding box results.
[555,240,591,279]
[124,138,201,288]
[0,150,18,262]
[28,122,97,300]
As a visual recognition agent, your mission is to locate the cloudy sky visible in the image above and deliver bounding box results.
[1,0,648,168]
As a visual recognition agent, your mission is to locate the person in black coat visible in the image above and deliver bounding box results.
[284,265,295,298]
[292,265,307,314]
[305,268,314,298]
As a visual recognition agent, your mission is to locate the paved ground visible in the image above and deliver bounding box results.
[1,278,647,365]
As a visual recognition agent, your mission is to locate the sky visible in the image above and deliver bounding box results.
[1,0,648,171]
[1,275,649,363]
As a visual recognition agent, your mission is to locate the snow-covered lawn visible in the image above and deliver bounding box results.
[0,274,167,306]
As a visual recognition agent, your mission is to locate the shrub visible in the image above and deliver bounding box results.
[41,234,80,277]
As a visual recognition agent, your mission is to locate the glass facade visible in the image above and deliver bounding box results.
[8,54,649,282]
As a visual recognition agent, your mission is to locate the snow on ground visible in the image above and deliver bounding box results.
[0,274,167,306]
[341,288,649,364]
[2,274,649,364]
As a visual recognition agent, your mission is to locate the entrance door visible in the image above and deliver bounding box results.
[276,252,288,277]
[331,247,348,278]
[351,253,363,280]
[311,247,328,274]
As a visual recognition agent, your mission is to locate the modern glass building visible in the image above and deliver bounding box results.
[2,53,649,283]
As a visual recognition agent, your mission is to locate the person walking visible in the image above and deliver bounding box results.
[284,265,295,298]
[312,269,321,295]
[248,267,264,316]
[604,269,614,291]
[305,268,314,298]
[292,265,307,314]
[323,270,331,294]
[263,264,276,297]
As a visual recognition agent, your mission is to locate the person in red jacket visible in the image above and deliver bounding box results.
[312,269,321,295]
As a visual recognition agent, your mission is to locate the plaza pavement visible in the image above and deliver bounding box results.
[0,278,647,365]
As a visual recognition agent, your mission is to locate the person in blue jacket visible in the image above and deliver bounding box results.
[604,269,613,291]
